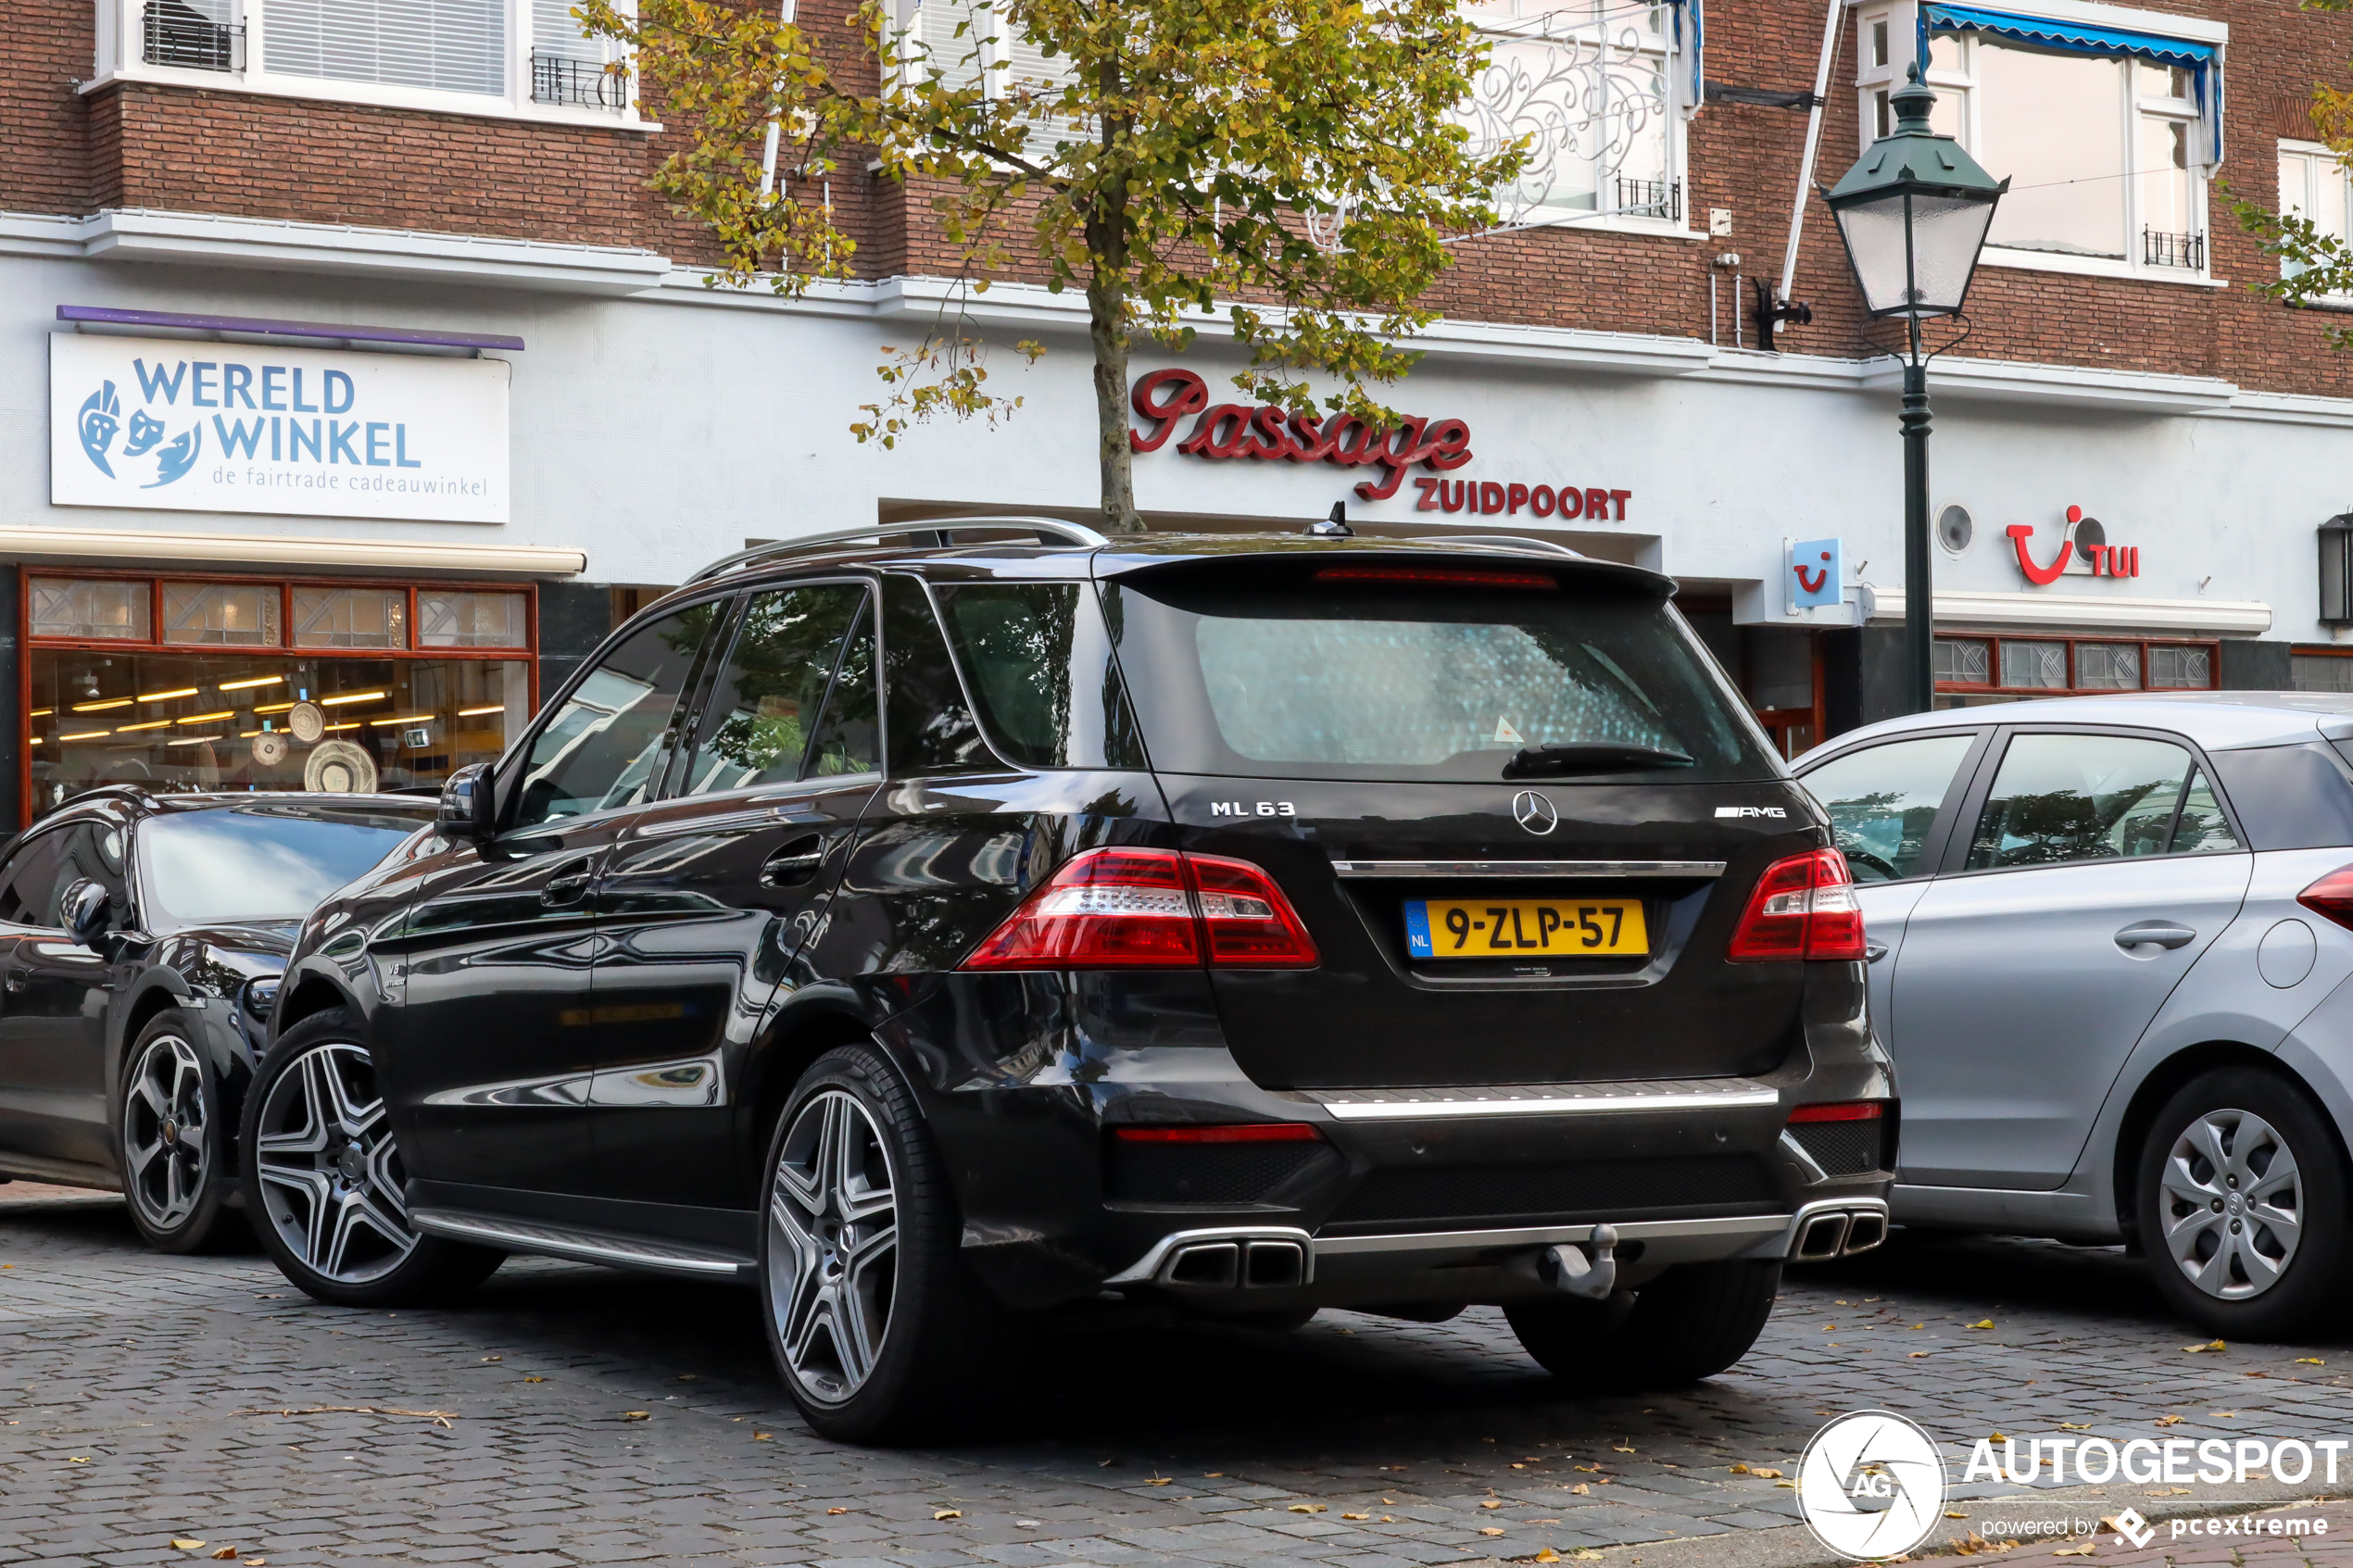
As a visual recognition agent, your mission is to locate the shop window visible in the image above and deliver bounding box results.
[2294,651,2353,693]
[294,586,409,649]
[1853,7,2214,279]
[163,582,282,646]
[1999,640,2068,689]
[23,573,535,822]
[2073,642,2141,690]
[2146,644,2211,688]
[1932,637,1991,686]
[419,590,527,648]
[31,578,150,642]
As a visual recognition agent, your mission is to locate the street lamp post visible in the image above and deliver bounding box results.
[1825,67,2007,715]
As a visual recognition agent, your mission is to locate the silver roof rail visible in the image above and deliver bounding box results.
[684,516,1110,586]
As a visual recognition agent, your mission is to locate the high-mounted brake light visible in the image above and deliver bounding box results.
[1112,1123,1323,1143]
[1312,567,1557,590]
[2299,865,2353,932]
[1788,1100,1885,1123]
[1727,847,1866,962]
[962,847,1319,972]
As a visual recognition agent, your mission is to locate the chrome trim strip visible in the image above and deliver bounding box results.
[1328,859,1726,879]
[1312,1213,1787,1258]
[409,1209,749,1277]
[1312,1077,1776,1120]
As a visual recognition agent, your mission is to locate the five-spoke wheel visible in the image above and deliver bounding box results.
[768,1087,900,1404]
[2139,1067,2350,1340]
[118,1010,233,1253]
[240,1008,503,1307]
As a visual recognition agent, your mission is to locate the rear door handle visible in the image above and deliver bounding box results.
[2116,921,2196,951]
[1865,942,1889,964]
[761,834,828,887]
[542,859,597,905]
[3,970,23,993]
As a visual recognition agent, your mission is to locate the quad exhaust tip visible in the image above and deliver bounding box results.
[1164,1237,1308,1291]
[1794,1206,1888,1261]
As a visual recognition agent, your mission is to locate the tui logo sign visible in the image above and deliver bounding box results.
[50,332,510,523]
[2007,505,2143,585]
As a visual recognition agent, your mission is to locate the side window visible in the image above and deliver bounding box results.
[2172,770,2242,855]
[1965,733,2202,871]
[680,583,870,797]
[511,602,722,831]
[0,830,71,927]
[1798,733,1978,883]
[804,605,880,779]
[935,582,1146,769]
[880,575,994,776]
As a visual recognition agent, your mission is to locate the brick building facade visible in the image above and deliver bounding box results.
[2,0,2352,820]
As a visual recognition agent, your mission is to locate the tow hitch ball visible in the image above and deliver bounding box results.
[1538,1223,1618,1300]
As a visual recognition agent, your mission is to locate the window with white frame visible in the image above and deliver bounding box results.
[1853,4,2218,277]
[1457,0,1685,230]
[100,0,635,119]
[2280,141,2353,296]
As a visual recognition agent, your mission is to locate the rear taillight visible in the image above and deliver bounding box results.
[1112,1123,1322,1143]
[962,847,1319,972]
[2299,865,2353,932]
[1788,1100,1886,1123]
[1728,847,1866,962]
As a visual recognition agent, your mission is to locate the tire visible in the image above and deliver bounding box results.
[118,1009,237,1254]
[238,1009,504,1308]
[1505,1261,1781,1388]
[759,1042,1009,1444]
[2136,1067,2353,1340]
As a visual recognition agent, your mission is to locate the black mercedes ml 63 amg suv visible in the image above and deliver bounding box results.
[245,521,1894,1441]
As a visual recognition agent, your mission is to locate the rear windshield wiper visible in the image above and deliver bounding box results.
[1504,742,1696,777]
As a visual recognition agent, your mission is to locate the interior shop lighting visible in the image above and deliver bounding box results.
[28,709,50,718]
[166,735,223,746]
[324,722,362,733]
[176,710,233,725]
[369,713,434,726]
[253,701,296,714]
[319,691,387,707]
[71,697,132,712]
[138,686,200,704]
[239,730,261,738]
[26,738,38,746]
[458,704,506,717]
[217,674,284,691]
[117,719,172,733]
[57,730,111,742]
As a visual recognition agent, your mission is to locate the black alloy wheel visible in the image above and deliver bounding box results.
[2137,1066,2353,1340]
[119,1009,236,1253]
[240,1008,504,1307]
[759,1043,1009,1443]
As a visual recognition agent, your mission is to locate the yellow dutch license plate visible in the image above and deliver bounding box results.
[1404,897,1648,960]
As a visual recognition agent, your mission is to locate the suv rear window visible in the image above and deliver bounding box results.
[1102,566,1777,783]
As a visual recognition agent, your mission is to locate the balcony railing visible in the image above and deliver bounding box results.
[531,51,629,110]
[2143,228,2206,270]
[143,2,241,70]
[1615,176,1681,222]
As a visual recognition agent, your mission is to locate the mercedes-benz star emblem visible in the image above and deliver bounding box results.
[1512,790,1559,835]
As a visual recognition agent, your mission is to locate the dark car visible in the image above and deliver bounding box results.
[246,521,1895,1440]
[0,789,435,1250]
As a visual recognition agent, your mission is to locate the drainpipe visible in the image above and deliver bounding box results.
[756,0,799,200]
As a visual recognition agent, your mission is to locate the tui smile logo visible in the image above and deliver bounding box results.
[77,380,202,488]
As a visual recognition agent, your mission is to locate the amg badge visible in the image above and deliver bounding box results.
[1715,806,1788,819]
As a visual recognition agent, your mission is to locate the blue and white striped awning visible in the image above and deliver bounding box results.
[1919,3,2223,165]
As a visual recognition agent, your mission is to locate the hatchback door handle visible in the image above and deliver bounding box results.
[761,834,827,887]
[3,970,23,993]
[2116,921,2196,951]
[1865,942,1889,964]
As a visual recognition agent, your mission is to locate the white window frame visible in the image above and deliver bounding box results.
[2279,138,2353,307]
[83,0,652,132]
[1850,0,2223,287]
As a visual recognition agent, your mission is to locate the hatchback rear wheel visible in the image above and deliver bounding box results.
[2137,1068,2351,1339]
[1505,1261,1780,1388]
[760,1043,1007,1443]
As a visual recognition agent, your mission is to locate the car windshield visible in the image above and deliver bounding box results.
[140,805,428,927]
[1102,565,1778,783]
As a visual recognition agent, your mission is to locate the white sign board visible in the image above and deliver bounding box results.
[50,332,510,522]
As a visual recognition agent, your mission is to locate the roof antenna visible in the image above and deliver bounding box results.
[1308,501,1354,538]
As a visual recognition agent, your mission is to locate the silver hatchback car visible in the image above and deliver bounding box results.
[1794,693,2353,1338]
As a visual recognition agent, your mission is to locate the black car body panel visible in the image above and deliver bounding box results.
[273,533,1895,1314]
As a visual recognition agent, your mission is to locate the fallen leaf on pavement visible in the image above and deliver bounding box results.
[1910,1352,1930,1359]
[2183,1339,2227,1353]
[1098,1458,1119,1466]
[621,1411,648,1422]
[1342,1512,1369,1521]
[2156,1416,2183,1427]
[1481,1527,1505,1537]
[1968,1320,1994,1330]
[1148,1476,1172,1486]
[1613,1444,1635,1453]
[236,1406,456,1428]
[212,1551,237,1562]
[1729,1464,1750,1474]
[754,1433,771,1441]
[2054,1547,2094,1556]
[934,1510,962,1520]
[1988,1434,2007,1444]
[1573,1550,1604,1561]
[170,1541,204,1551]
[1748,1467,1784,1480]
[2059,1424,2089,1431]
[826,1507,848,1514]
[1482,1500,1504,1510]
[1571,1484,1591,1495]
[1290,1503,1327,1513]
[481,1356,500,1362]
[523,1376,546,1384]
[1534,1551,1563,1563]
[2296,1357,2324,1365]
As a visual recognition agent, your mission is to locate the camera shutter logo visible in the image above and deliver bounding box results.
[1797,1411,1948,1561]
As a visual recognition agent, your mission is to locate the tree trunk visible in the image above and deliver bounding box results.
[1088,273,1140,534]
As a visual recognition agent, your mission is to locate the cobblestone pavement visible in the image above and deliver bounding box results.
[4,1183,2351,1568]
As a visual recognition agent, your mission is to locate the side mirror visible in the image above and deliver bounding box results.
[62,879,111,949]
[437,762,497,842]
